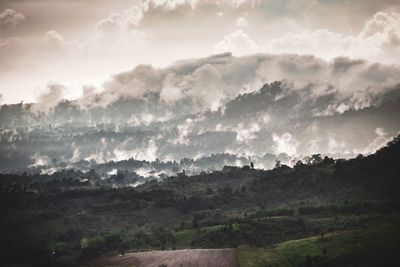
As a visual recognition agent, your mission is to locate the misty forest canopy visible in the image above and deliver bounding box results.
[0,53,400,183]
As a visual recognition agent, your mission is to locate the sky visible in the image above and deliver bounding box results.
[0,0,400,104]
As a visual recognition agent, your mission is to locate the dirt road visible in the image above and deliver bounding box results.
[86,248,237,267]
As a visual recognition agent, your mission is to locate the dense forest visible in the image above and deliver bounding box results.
[0,135,399,266]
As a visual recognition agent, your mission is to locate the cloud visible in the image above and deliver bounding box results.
[142,0,197,12]
[128,113,155,126]
[0,9,25,29]
[213,30,259,55]
[44,30,65,48]
[235,17,249,28]
[272,132,299,156]
[361,127,393,155]
[189,63,226,111]
[1,0,400,169]
[71,143,81,162]
[95,6,143,32]
[1,128,21,143]
[357,12,400,48]
[142,0,258,13]
[67,53,400,116]
[173,118,195,145]
[268,29,353,60]
[267,11,400,63]
[253,55,400,114]
[74,64,161,109]
[113,139,158,161]
[30,152,51,167]
[2,1,399,104]
[349,12,400,62]
[95,13,120,31]
[30,83,65,114]
[160,73,189,103]
[234,122,260,143]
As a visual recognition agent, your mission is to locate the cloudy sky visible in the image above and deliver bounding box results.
[0,0,399,104]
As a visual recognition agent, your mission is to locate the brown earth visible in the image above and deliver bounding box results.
[84,248,237,267]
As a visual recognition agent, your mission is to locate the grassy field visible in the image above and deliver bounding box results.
[174,224,239,248]
[236,221,400,267]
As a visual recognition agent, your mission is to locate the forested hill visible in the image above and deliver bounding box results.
[0,136,399,266]
[139,134,400,204]
[333,134,400,196]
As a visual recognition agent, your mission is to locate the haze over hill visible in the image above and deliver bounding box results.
[1,53,400,180]
[1,1,400,266]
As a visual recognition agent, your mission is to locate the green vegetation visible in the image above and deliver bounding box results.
[174,224,238,248]
[236,221,400,267]
[0,136,399,266]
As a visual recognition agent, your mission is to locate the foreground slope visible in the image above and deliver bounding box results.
[86,248,236,267]
[88,218,400,267]
[237,221,400,267]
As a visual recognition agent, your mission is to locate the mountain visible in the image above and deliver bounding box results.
[1,79,399,175]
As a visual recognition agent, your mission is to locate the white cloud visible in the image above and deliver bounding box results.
[213,30,259,55]
[44,30,65,48]
[142,0,196,12]
[67,53,400,116]
[142,0,258,13]
[268,29,353,60]
[0,9,25,29]
[160,73,187,103]
[235,17,249,28]
[272,133,299,156]
[361,127,392,155]
[267,11,400,63]
[30,83,65,114]
[95,6,143,32]
[95,13,120,31]
[1,128,21,143]
[234,122,260,143]
[173,118,195,145]
[30,153,51,167]
[349,12,400,62]
[113,139,158,161]
[71,143,81,162]
[2,2,399,104]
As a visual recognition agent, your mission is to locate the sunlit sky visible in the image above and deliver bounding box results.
[0,0,399,104]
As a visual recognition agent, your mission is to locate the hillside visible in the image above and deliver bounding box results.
[0,136,399,266]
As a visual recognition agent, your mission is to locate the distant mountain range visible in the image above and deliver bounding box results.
[1,54,400,177]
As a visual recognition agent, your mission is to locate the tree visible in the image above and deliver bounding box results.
[295,160,304,168]
[323,156,334,165]
[104,232,124,253]
[274,160,281,168]
[192,214,201,229]
[305,154,323,165]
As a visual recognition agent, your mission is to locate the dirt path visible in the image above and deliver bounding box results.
[86,248,237,267]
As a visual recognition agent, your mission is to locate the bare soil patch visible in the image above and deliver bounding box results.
[85,248,237,267]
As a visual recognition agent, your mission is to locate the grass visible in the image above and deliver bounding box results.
[174,224,239,249]
[236,221,400,267]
